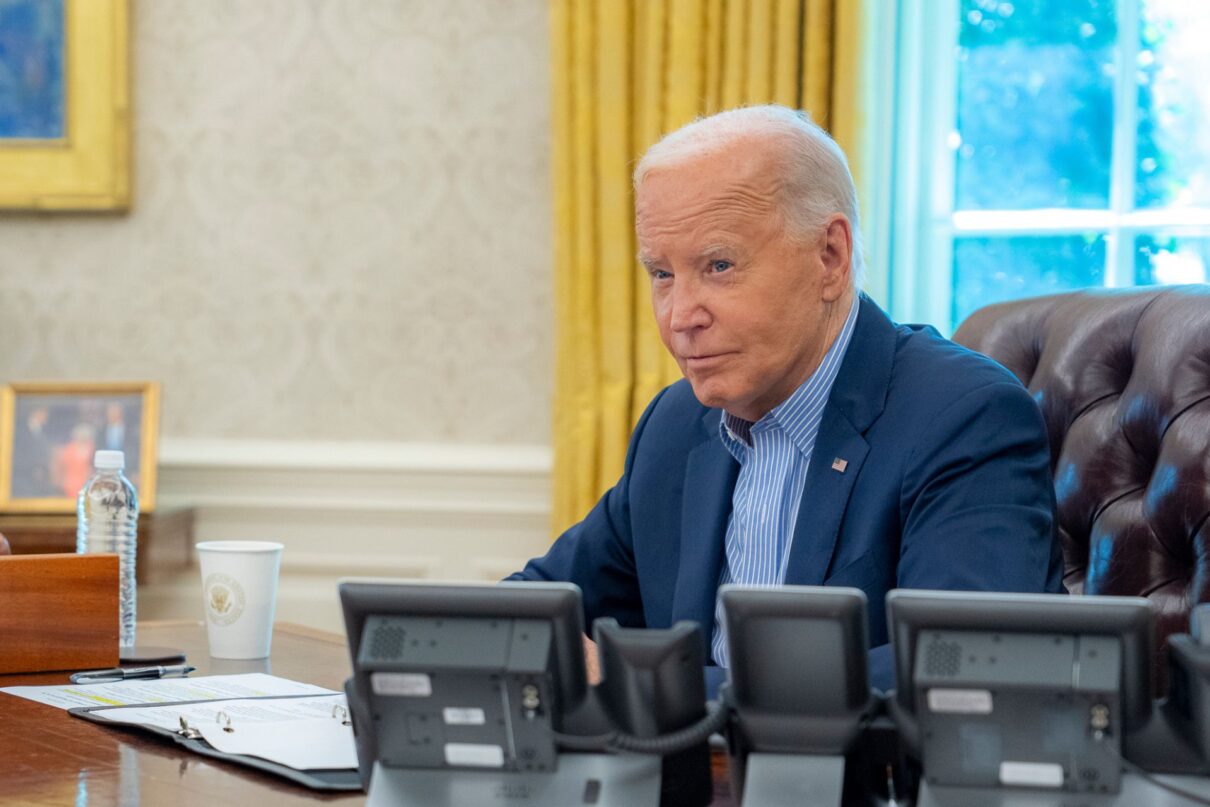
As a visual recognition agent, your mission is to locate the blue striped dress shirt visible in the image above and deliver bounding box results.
[710,297,860,668]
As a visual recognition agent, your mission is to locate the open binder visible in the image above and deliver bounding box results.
[69,691,363,791]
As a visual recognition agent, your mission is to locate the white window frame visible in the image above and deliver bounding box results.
[883,0,1210,334]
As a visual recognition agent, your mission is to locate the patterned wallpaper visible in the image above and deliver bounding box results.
[0,0,553,443]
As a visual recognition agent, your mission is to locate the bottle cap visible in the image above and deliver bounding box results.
[94,450,125,470]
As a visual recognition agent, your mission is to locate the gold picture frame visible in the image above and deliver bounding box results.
[0,381,160,513]
[0,0,131,210]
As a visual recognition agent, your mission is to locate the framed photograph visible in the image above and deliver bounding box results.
[0,382,160,513]
[0,0,130,210]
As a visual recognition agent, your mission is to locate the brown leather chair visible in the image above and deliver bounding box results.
[953,284,1210,690]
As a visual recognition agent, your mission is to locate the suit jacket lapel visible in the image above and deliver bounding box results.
[783,414,869,585]
[671,409,738,638]
[783,294,897,586]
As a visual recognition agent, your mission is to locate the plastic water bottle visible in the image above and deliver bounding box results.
[76,449,140,648]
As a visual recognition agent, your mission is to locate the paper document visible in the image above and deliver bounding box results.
[95,692,358,770]
[0,673,335,710]
[198,702,356,770]
[93,691,345,731]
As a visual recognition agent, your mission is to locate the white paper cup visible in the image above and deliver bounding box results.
[196,541,283,659]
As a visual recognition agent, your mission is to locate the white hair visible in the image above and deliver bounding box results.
[633,105,864,287]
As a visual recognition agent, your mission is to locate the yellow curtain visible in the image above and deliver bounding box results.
[550,0,865,534]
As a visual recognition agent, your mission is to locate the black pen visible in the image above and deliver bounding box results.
[70,664,196,684]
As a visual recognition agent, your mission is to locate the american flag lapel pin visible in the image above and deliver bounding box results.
[831,457,848,473]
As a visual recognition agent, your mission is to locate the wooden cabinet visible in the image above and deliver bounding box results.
[0,508,195,584]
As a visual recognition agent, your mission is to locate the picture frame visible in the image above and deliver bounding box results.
[0,0,131,210]
[0,382,160,513]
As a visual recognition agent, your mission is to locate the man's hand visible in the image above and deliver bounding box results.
[0,531,10,555]
[583,635,600,684]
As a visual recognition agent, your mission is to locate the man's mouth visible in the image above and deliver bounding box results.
[683,353,732,368]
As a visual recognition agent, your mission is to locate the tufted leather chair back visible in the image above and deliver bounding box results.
[953,285,1210,689]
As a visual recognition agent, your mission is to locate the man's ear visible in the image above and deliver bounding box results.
[819,215,853,302]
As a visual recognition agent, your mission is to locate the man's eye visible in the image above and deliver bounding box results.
[710,260,733,273]
[650,268,672,281]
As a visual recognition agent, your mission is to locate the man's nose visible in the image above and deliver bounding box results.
[668,278,711,333]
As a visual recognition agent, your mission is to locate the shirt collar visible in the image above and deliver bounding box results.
[719,295,860,459]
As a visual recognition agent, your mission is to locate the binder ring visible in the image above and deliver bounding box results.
[332,704,351,726]
[216,710,234,733]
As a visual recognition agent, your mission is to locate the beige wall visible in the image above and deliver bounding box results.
[0,0,553,445]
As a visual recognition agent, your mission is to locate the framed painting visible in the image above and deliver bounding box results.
[0,382,160,513]
[0,0,130,210]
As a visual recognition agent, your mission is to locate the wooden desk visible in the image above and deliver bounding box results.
[0,621,735,806]
[0,621,360,806]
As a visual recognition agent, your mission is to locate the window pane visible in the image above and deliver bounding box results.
[1134,234,1210,285]
[952,235,1106,326]
[1135,1,1210,208]
[955,0,1116,210]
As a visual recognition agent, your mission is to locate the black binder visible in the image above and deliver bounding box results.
[69,693,363,792]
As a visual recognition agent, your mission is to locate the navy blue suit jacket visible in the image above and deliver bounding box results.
[512,295,1065,691]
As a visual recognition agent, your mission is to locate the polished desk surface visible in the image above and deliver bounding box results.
[0,621,735,806]
[0,621,359,806]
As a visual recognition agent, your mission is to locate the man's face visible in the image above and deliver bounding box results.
[636,140,852,422]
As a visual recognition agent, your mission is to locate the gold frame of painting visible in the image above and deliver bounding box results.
[0,381,160,513]
[0,0,131,210]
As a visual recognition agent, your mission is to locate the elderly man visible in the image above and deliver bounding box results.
[511,105,1063,691]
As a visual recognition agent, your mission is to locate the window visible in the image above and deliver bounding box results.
[888,0,1210,333]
